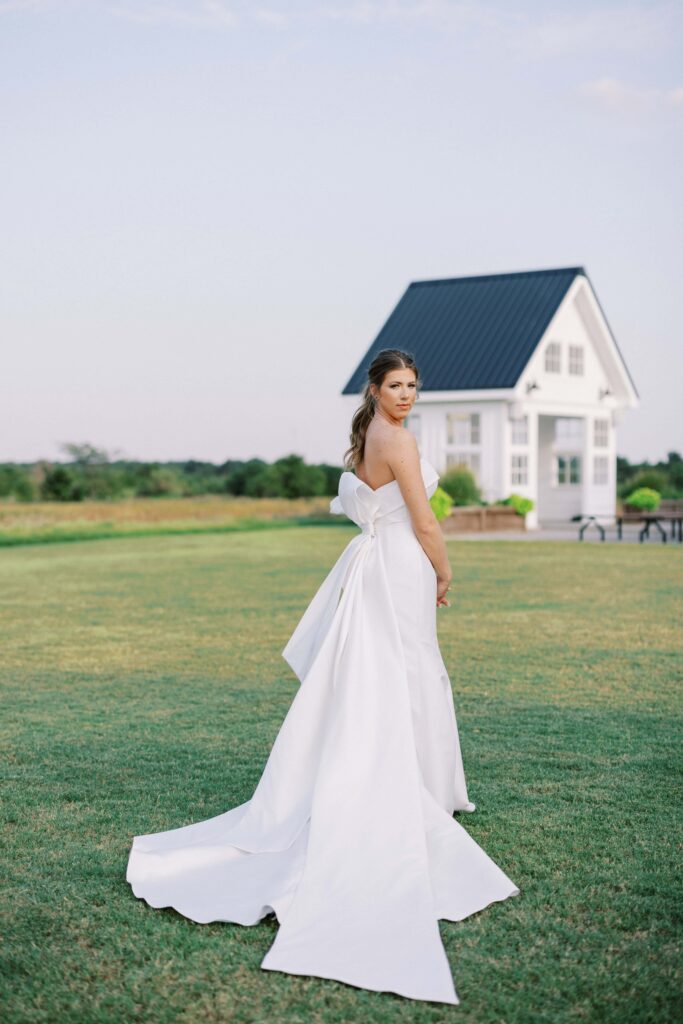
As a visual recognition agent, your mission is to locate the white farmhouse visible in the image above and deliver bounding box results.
[342,267,639,528]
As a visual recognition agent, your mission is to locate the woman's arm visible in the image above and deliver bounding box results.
[386,431,453,603]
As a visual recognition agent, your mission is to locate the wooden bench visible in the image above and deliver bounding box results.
[616,499,683,543]
[575,501,683,543]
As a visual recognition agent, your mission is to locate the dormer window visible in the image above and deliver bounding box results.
[544,342,561,373]
[569,345,584,375]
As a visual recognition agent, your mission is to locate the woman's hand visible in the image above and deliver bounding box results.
[436,575,452,608]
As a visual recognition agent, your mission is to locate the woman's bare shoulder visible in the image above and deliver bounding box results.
[366,423,417,461]
[385,427,419,462]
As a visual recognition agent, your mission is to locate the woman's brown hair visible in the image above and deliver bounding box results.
[343,348,420,470]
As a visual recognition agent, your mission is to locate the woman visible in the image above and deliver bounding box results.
[126,348,519,1006]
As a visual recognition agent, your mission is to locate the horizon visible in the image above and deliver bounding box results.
[2,1,681,466]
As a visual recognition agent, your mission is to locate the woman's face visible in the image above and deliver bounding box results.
[371,367,417,423]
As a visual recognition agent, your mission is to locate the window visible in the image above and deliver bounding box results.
[511,454,528,485]
[569,345,584,375]
[544,342,561,373]
[511,415,528,445]
[555,455,581,485]
[594,418,609,448]
[446,452,480,477]
[555,417,582,445]
[406,413,421,444]
[593,455,609,485]
[446,411,480,445]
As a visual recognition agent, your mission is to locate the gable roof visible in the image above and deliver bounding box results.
[342,266,636,396]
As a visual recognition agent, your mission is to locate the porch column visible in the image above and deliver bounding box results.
[527,408,539,530]
[582,415,592,516]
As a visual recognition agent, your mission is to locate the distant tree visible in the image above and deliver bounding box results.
[318,463,344,496]
[240,456,326,499]
[225,459,268,496]
[60,442,115,466]
[0,465,35,501]
[136,466,186,497]
[244,464,284,498]
[616,455,633,485]
[41,466,84,501]
[56,442,129,499]
[665,451,683,491]
[272,455,326,498]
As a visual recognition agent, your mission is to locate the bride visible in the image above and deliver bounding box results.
[126,348,520,1006]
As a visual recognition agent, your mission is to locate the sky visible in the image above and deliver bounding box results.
[1,0,681,467]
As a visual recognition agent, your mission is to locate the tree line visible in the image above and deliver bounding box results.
[0,445,343,501]
[0,444,681,503]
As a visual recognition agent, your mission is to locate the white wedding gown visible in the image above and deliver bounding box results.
[126,457,519,1005]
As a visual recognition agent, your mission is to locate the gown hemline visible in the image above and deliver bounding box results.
[124,457,520,1006]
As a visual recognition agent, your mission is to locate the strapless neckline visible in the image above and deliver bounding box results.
[345,457,433,496]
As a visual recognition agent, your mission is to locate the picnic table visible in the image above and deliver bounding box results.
[616,499,683,543]
[576,500,683,543]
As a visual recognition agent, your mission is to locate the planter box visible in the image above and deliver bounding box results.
[441,505,526,533]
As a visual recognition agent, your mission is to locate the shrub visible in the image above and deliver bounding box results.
[429,486,454,522]
[439,466,481,506]
[617,468,667,499]
[623,487,661,511]
[498,493,534,516]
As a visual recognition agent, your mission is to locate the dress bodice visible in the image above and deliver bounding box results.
[330,458,440,534]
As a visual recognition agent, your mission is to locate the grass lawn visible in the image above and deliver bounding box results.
[2,528,681,1023]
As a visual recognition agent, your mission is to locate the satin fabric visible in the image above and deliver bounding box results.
[126,457,519,1005]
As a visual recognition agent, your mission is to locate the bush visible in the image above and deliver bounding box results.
[623,487,661,511]
[617,468,667,500]
[429,486,454,522]
[439,466,482,506]
[498,493,534,516]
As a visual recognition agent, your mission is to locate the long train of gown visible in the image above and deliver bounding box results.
[126,457,520,1005]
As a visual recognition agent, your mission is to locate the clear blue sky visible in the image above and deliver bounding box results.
[1,0,681,466]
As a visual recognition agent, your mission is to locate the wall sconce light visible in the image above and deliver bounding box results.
[525,380,540,394]
[599,386,613,400]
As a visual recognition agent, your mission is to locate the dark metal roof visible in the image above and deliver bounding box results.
[342,266,635,395]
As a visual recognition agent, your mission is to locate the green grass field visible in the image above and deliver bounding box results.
[2,528,681,1023]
